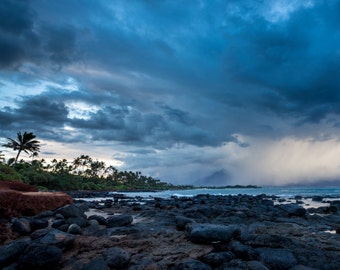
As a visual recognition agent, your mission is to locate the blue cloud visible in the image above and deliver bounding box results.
[2,0,340,185]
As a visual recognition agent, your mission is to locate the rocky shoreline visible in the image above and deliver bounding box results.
[1,192,340,269]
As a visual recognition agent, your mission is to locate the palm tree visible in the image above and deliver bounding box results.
[0,150,4,163]
[2,131,40,164]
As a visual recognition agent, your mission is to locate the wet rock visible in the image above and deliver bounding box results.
[257,248,297,270]
[250,234,293,248]
[246,260,270,270]
[76,202,90,212]
[289,265,320,270]
[307,206,329,214]
[280,204,306,217]
[104,247,131,268]
[67,224,82,235]
[219,258,249,269]
[30,218,48,232]
[30,228,51,240]
[230,240,258,260]
[82,256,108,270]
[52,219,66,229]
[132,203,142,211]
[261,199,274,206]
[55,213,64,219]
[18,243,62,269]
[83,220,107,236]
[66,216,88,227]
[106,214,133,228]
[200,251,235,267]
[186,223,240,244]
[35,210,55,218]
[128,254,159,270]
[0,238,29,268]
[2,192,340,270]
[88,214,107,225]
[175,215,194,230]
[12,218,31,235]
[312,196,323,202]
[174,259,211,270]
[329,200,340,213]
[104,199,113,208]
[56,204,86,219]
[38,229,75,248]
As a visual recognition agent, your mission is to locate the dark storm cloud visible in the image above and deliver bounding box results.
[0,0,33,34]
[68,102,214,148]
[0,108,16,126]
[0,0,34,67]
[41,24,79,66]
[2,0,340,139]
[0,0,79,69]
[161,105,194,125]
[223,1,340,123]
[70,106,126,130]
[17,95,69,123]
[2,0,340,186]
[0,94,69,133]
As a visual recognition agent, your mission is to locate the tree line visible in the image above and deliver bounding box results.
[0,131,192,191]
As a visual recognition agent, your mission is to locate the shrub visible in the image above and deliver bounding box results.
[0,163,22,181]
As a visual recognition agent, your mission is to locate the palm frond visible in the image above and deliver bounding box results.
[3,131,41,163]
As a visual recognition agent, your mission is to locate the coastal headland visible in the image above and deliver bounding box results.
[1,188,340,269]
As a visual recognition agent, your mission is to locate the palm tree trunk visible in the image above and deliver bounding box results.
[14,149,22,164]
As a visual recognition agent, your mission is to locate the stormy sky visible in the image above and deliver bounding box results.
[1,0,340,186]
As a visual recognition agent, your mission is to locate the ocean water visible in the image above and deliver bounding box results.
[110,186,340,199]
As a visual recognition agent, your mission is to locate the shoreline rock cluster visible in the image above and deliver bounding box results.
[0,193,340,269]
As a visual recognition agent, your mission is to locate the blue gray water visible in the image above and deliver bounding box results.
[110,186,340,199]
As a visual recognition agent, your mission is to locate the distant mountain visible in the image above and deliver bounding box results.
[194,169,232,187]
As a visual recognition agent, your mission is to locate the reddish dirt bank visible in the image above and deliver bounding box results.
[0,181,73,218]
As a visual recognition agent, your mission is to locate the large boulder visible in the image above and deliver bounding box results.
[175,215,195,230]
[186,223,241,244]
[230,240,258,260]
[30,218,49,232]
[329,200,340,213]
[82,256,108,270]
[0,238,29,268]
[257,248,297,270]
[67,224,82,235]
[38,229,75,248]
[88,214,107,225]
[12,218,31,235]
[280,204,306,217]
[106,215,133,228]
[104,247,131,268]
[18,243,63,269]
[56,204,86,219]
[66,216,88,227]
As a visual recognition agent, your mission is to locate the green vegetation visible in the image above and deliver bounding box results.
[0,163,22,181]
[0,131,259,191]
[0,155,191,191]
[0,131,189,191]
